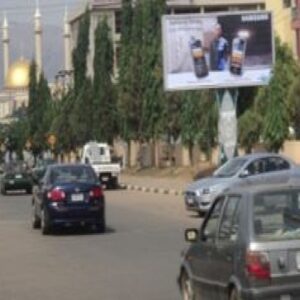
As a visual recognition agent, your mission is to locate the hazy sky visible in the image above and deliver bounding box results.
[0,0,86,25]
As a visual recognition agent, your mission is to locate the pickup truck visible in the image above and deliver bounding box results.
[81,142,121,189]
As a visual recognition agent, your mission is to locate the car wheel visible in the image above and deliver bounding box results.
[95,220,106,233]
[109,178,118,189]
[41,209,51,235]
[32,204,41,229]
[26,188,32,195]
[198,211,205,218]
[229,288,242,300]
[1,188,6,195]
[181,273,195,300]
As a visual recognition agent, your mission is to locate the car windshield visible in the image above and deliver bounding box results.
[214,158,247,178]
[253,190,300,241]
[49,166,97,184]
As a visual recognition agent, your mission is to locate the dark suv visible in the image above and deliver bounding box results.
[179,184,300,300]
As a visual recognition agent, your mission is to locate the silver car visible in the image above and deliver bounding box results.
[179,184,300,300]
[185,153,300,216]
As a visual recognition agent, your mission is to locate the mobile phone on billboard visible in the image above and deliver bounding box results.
[230,37,247,76]
[190,37,209,78]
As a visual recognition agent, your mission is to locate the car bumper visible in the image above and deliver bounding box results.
[46,204,104,225]
[242,283,300,300]
[4,181,32,191]
[185,195,212,213]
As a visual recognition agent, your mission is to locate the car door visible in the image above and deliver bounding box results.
[263,156,291,185]
[242,158,268,186]
[188,196,226,300]
[213,195,242,300]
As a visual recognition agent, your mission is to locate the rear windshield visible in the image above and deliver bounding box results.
[253,190,300,241]
[49,166,98,184]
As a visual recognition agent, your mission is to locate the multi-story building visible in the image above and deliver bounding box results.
[292,0,300,58]
[265,0,298,58]
[69,0,266,77]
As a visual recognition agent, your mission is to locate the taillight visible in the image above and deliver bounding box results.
[246,251,270,280]
[47,188,66,202]
[89,187,103,198]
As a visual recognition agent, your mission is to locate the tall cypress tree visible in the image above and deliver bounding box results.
[140,0,166,141]
[118,0,134,141]
[93,17,116,144]
[28,61,38,140]
[72,7,90,92]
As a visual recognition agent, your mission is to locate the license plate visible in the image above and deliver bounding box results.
[15,174,23,179]
[281,295,291,300]
[9,180,15,185]
[101,177,109,182]
[296,252,300,270]
[71,194,84,202]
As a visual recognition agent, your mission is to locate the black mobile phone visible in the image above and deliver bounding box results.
[190,37,209,78]
[230,37,247,76]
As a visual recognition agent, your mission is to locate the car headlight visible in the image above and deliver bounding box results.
[203,185,221,195]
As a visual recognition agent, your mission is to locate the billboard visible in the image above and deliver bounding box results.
[162,11,274,91]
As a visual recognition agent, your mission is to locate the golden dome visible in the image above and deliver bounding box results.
[5,59,30,89]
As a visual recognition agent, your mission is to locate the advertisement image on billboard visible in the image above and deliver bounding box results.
[162,11,274,91]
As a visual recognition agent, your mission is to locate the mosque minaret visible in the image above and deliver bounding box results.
[64,7,72,72]
[2,13,10,81]
[34,1,43,76]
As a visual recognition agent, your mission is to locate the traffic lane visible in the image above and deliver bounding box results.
[0,190,200,300]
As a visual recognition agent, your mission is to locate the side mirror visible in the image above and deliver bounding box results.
[185,229,199,243]
[239,169,250,178]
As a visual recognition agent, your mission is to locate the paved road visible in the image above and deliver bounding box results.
[0,189,200,300]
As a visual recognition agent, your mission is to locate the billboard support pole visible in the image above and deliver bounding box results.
[216,88,239,166]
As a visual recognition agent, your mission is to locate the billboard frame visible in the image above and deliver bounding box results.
[162,10,275,92]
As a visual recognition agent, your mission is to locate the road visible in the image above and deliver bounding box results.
[0,189,200,300]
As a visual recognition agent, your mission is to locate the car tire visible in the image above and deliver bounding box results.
[198,211,205,218]
[110,178,118,189]
[41,209,51,235]
[95,221,106,233]
[229,288,242,300]
[32,204,41,229]
[1,188,6,195]
[26,188,32,195]
[181,273,195,300]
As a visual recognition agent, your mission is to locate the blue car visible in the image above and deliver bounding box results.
[31,164,105,235]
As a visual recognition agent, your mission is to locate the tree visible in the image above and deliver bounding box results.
[72,7,90,93]
[288,70,300,139]
[180,91,202,165]
[27,61,38,143]
[93,18,116,144]
[118,0,134,141]
[197,91,218,160]
[257,38,298,152]
[238,109,262,153]
[32,72,52,153]
[140,0,166,141]
[70,79,94,145]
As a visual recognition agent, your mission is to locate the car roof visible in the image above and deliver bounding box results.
[225,182,300,197]
[231,152,290,161]
[48,163,90,170]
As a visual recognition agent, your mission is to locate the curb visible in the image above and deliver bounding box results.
[120,183,184,196]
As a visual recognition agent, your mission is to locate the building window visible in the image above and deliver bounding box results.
[115,10,122,34]
[283,0,292,8]
[173,7,200,14]
[204,6,229,13]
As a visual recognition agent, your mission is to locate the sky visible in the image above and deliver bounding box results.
[0,0,86,25]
